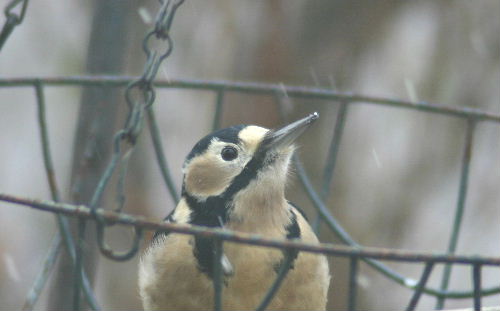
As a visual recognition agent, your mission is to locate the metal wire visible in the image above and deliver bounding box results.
[436,119,476,309]
[146,107,180,204]
[28,82,100,311]
[313,100,349,233]
[212,89,225,131]
[2,75,498,123]
[347,256,359,311]
[1,75,499,309]
[0,0,183,306]
[22,233,62,311]
[472,264,482,311]
[0,76,499,310]
[0,0,29,50]
[1,192,500,308]
[2,193,500,267]
[406,262,435,311]
[87,1,181,306]
[212,239,224,311]
[294,155,500,299]
[69,1,185,309]
[1,0,500,309]
[255,252,294,311]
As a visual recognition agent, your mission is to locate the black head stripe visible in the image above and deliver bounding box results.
[274,209,301,273]
[223,151,265,199]
[288,201,309,222]
[183,124,269,201]
[185,125,246,162]
[182,124,277,278]
[185,193,233,278]
[185,194,231,227]
[193,235,216,277]
[285,209,301,240]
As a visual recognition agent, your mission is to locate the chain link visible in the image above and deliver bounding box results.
[0,0,29,50]
[122,0,184,142]
[92,0,184,210]
[88,0,185,260]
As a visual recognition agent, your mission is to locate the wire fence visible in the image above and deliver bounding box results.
[1,0,499,310]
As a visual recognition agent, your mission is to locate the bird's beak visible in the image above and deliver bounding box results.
[262,112,319,152]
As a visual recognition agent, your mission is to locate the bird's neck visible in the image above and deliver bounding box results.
[228,173,290,233]
[184,161,292,232]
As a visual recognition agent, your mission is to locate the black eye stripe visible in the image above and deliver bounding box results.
[221,146,238,161]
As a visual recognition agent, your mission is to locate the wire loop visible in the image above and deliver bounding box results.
[96,222,143,261]
[4,0,29,23]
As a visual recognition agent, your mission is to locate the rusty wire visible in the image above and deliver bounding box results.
[0,190,500,309]
[1,0,500,310]
[1,75,499,311]
[1,193,500,267]
[0,74,500,310]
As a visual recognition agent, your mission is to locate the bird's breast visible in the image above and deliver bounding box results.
[139,222,329,310]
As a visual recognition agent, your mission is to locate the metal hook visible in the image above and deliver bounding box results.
[96,222,143,262]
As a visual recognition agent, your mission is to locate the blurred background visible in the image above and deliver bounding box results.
[0,0,499,310]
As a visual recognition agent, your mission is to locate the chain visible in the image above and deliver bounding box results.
[123,0,184,143]
[87,0,185,260]
[0,0,29,50]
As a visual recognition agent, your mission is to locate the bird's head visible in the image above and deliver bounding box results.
[181,113,319,206]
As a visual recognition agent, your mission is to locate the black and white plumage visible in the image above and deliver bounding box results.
[139,113,330,310]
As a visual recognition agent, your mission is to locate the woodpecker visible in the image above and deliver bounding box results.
[139,113,330,310]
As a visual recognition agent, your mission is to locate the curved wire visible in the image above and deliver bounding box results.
[146,107,179,204]
[254,252,294,311]
[96,222,143,261]
[33,82,100,310]
[293,155,500,299]
[436,120,475,308]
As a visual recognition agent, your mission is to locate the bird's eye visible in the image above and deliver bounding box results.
[221,146,238,161]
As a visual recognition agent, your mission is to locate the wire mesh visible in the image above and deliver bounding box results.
[0,74,499,310]
[0,0,499,310]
